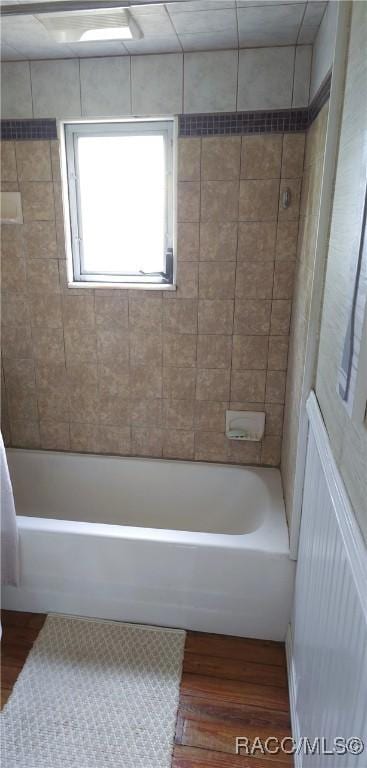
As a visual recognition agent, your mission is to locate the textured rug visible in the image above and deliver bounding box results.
[1,614,186,768]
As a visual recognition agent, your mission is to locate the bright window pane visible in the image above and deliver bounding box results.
[77,134,166,274]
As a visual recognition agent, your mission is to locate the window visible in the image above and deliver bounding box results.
[63,119,175,288]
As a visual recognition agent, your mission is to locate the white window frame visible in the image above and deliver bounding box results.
[61,117,176,290]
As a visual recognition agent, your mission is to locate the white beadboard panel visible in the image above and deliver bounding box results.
[131,53,183,116]
[183,50,238,113]
[237,47,295,111]
[293,45,312,107]
[289,393,367,767]
[31,59,81,118]
[80,57,131,118]
[310,0,338,100]
[1,61,32,118]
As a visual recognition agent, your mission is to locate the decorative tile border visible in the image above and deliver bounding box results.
[179,73,332,137]
[0,118,57,140]
[308,72,332,125]
[179,108,309,137]
[0,73,331,141]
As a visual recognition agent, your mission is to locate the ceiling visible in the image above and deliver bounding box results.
[1,0,326,60]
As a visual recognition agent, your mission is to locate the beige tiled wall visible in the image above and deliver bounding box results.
[281,103,328,513]
[1,132,304,465]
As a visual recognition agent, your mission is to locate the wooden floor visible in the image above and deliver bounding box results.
[1,611,291,767]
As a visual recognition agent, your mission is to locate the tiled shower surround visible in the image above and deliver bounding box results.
[1,132,305,465]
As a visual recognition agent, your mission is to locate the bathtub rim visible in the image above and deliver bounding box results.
[7,447,290,555]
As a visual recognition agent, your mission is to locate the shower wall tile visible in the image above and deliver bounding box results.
[229,439,261,466]
[1,133,305,466]
[131,53,183,116]
[163,333,197,368]
[199,222,237,262]
[15,140,52,181]
[32,326,65,363]
[39,421,70,451]
[98,394,129,427]
[293,45,312,108]
[178,138,201,182]
[80,57,131,117]
[196,335,232,370]
[24,221,58,259]
[1,47,312,119]
[99,425,131,456]
[168,262,198,299]
[194,401,228,433]
[163,429,194,460]
[201,180,239,222]
[282,133,306,178]
[201,137,241,181]
[2,256,26,294]
[163,367,196,401]
[240,135,282,180]
[235,261,274,300]
[163,399,194,430]
[275,220,299,260]
[1,141,17,181]
[163,298,198,334]
[237,221,276,262]
[30,60,81,118]
[239,179,279,221]
[177,182,200,222]
[195,430,230,463]
[1,62,32,119]
[11,421,40,449]
[20,181,55,222]
[183,50,238,114]
[196,369,231,402]
[198,300,234,335]
[232,335,268,371]
[2,325,32,360]
[177,223,200,261]
[198,262,236,300]
[237,47,294,111]
[131,427,163,458]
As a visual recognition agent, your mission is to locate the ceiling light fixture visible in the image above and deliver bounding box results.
[36,8,142,43]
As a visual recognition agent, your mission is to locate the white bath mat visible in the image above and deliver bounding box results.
[1,614,186,768]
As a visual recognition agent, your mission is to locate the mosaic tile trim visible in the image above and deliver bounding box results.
[308,72,332,124]
[1,118,57,140]
[179,73,332,137]
[179,108,308,136]
[0,73,331,141]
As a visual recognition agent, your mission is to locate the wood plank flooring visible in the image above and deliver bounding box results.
[1,611,291,766]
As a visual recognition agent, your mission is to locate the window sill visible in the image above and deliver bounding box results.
[67,281,177,292]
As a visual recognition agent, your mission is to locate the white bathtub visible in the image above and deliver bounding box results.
[2,449,295,640]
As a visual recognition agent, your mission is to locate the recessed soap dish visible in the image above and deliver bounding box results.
[226,410,265,442]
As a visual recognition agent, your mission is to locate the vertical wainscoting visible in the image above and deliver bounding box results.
[288,392,367,767]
